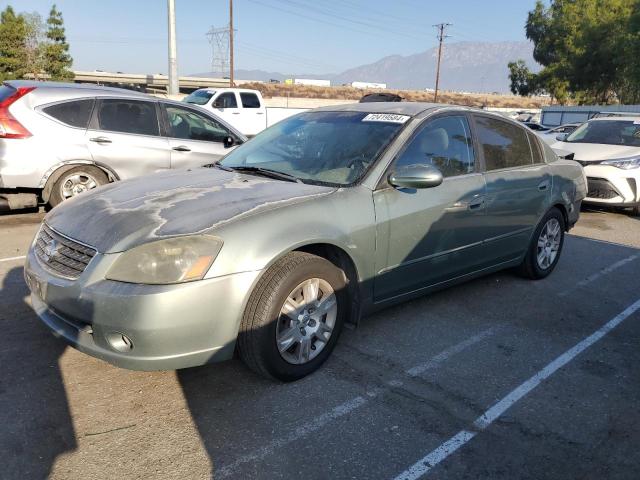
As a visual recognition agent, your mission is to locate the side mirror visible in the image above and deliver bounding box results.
[388,164,443,189]
[223,135,235,148]
[556,133,568,142]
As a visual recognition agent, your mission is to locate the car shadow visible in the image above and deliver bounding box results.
[0,266,76,478]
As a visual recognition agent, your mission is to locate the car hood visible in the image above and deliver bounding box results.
[551,141,640,161]
[45,168,335,253]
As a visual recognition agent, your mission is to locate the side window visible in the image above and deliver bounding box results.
[475,116,532,170]
[240,92,261,108]
[526,131,544,164]
[165,105,230,142]
[97,100,159,136]
[215,92,238,108]
[395,115,475,177]
[43,99,94,128]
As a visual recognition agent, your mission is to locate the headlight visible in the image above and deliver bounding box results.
[601,156,640,170]
[106,236,223,284]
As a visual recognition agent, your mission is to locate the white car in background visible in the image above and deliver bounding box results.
[538,123,581,145]
[552,117,640,216]
[184,88,307,137]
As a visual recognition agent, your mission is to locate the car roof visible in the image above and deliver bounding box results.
[312,102,451,116]
[589,116,640,122]
[5,80,149,98]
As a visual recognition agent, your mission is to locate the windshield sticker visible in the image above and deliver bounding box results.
[362,113,410,124]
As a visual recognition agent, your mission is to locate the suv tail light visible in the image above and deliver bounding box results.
[0,86,35,139]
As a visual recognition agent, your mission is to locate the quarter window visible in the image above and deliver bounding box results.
[475,116,532,170]
[165,105,230,142]
[43,99,94,128]
[527,131,544,164]
[96,100,159,136]
[395,115,475,177]
[240,92,261,108]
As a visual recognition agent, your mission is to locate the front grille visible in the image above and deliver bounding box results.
[34,223,96,279]
[587,177,620,200]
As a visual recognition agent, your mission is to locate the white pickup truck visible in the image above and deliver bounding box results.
[184,88,306,137]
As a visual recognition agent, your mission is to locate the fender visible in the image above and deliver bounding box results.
[39,160,120,202]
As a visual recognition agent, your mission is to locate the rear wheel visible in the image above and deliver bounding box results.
[48,166,108,207]
[237,252,347,381]
[517,207,565,280]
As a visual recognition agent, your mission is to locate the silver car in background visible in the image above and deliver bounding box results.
[0,81,245,209]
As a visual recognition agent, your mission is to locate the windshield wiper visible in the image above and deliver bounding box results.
[228,166,302,183]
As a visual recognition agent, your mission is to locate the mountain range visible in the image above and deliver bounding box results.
[194,41,537,94]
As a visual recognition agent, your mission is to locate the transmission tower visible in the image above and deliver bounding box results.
[206,26,231,78]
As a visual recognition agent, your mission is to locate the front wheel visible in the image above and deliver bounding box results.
[517,207,565,280]
[237,252,347,381]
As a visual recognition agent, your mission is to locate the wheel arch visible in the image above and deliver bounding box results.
[551,202,569,231]
[40,161,119,202]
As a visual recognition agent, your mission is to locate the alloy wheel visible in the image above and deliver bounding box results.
[536,218,561,270]
[276,277,338,365]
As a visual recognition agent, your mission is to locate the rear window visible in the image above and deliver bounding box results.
[43,99,94,128]
[0,84,16,102]
[240,92,260,108]
[475,116,533,170]
[184,90,214,106]
[526,131,544,164]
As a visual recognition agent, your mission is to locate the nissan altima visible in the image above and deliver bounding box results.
[24,103,587,381]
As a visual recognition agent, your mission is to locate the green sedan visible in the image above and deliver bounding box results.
[24,103,587,381]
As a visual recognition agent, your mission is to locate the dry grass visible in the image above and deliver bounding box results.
[241,82,547,109]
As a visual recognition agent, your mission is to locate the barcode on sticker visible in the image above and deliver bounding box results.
[362,113,410,124]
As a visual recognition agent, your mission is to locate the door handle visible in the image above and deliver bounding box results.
[89,136,112,144]
[538,180,550,191]
[172,145,191,152]
[467,198,485,210]
[232,112,240,115]
[256,112,265,115]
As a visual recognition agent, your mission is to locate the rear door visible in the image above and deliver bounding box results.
[238,91,265,136]
[86,98,169,179]
[161,103,237,169]
[473,114,551,265]
[374,114,488,301]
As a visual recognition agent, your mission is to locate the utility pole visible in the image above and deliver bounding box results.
[229,0,234,86]
[433,23,451,103]
[167,0,179,95]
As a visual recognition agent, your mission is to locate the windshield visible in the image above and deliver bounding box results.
[565,120,640,146]
[184,90,214,105]
[220,111,409,186]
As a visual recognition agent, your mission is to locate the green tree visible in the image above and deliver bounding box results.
[509,0,637,105]
[508,60,538,96]
[0,6,29,81]
[44,4,73,81]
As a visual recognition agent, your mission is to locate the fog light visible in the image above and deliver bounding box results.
[106,332,134,352]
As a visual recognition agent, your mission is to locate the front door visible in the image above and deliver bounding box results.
[86,98,170,180]
[472,114,551,265]
[211,91,241,132]
[374,114,488,301]
[162,103,237,169]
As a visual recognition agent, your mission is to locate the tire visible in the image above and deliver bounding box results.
[237,252,347,381]
[48,166,109,207]
[517,207,566,280]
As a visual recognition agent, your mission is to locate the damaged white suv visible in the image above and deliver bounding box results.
[552,116,640,216]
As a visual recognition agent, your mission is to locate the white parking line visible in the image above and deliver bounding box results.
[392,297,640,480]
[0,255,26,263]
[216,327,498,478]
[557,254,638,297]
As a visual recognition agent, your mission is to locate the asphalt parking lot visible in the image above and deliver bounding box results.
[1,207,639,480]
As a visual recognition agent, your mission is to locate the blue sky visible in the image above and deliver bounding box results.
[3,0,536,75]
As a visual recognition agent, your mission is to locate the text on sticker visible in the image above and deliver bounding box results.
[362,113,410,124]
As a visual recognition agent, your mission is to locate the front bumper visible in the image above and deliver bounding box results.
[583,164,640,206]
[24,247,262,371]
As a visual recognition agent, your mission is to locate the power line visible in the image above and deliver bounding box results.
[433,22,451,103]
